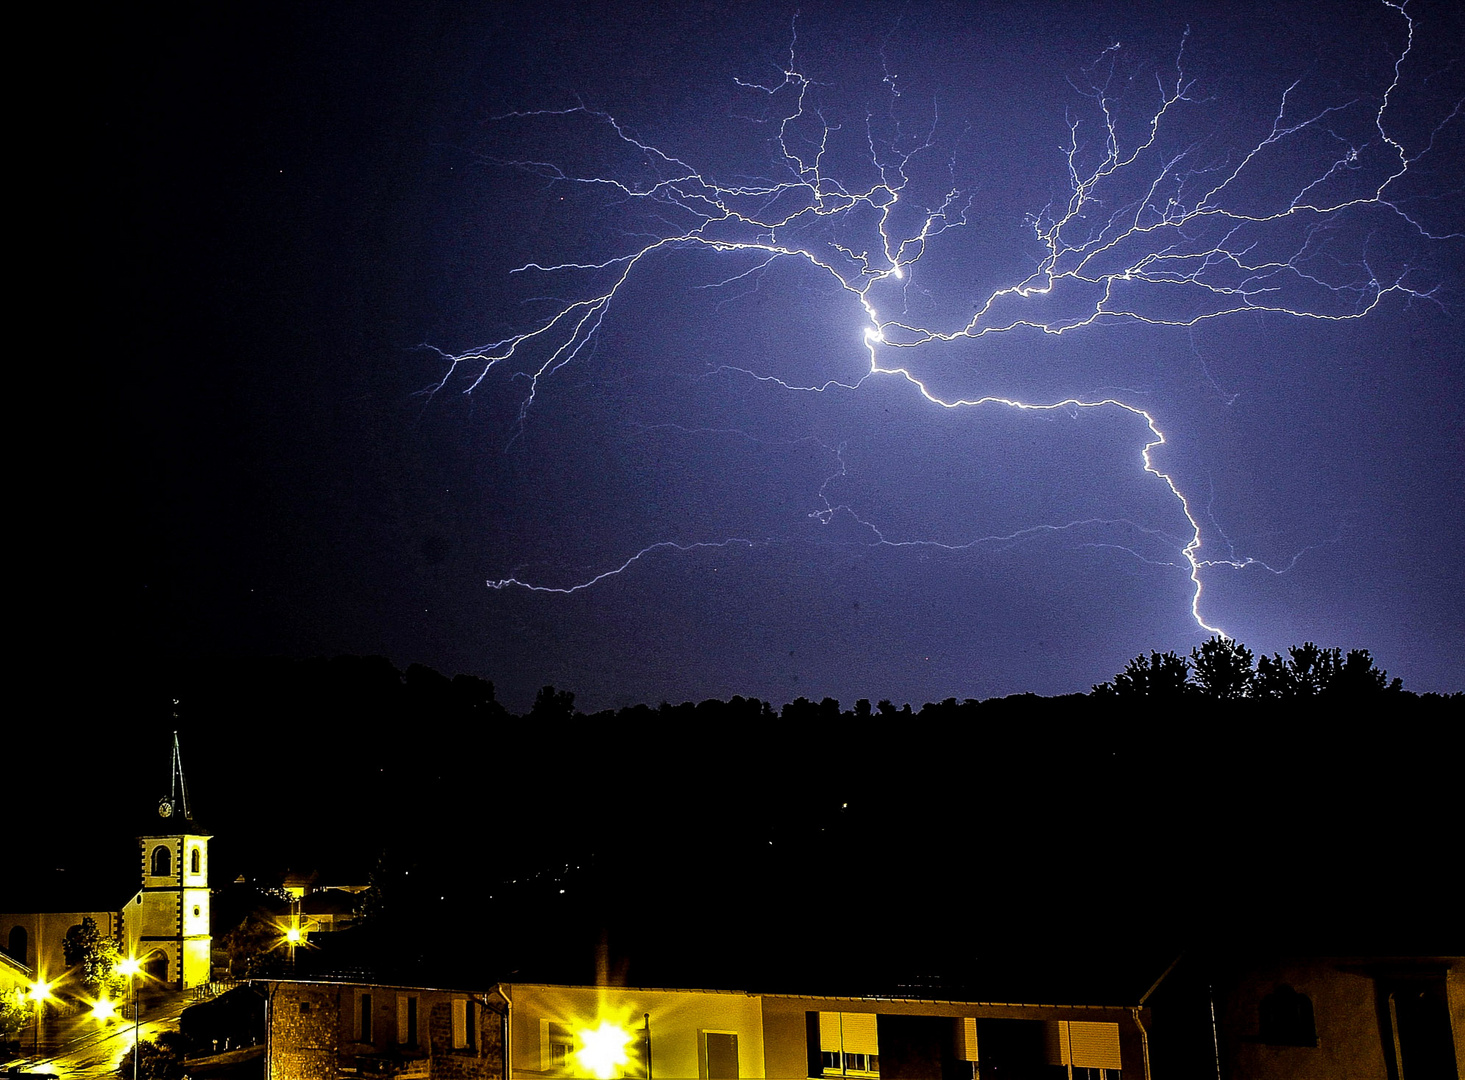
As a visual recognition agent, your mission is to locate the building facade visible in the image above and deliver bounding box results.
[1213,957,1464,1080]
[263,979,503,1080]
[262,979,1144,1079]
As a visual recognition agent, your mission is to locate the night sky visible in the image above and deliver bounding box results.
[83,0,1462,715]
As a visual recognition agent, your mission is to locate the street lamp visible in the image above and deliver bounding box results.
[117,956,143,1080]
[25,978,53,1059]
[576,1020,634,1080]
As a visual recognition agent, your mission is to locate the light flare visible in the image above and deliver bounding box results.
[575,1020,634,1080]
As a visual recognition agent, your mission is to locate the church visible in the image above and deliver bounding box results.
[1,734,213,993]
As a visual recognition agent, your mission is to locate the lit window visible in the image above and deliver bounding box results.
[151,846,171,877]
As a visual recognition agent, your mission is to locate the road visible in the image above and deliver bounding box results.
[3,990,193,1080]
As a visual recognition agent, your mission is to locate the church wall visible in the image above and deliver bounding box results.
[0,911,118,988]
[132,892,181,941]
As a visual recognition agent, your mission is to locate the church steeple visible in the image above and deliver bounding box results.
[128,725,212,990]
[155,723,194,824]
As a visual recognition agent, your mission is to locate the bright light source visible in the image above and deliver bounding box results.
[286,926,301,943]
[576,1020,634,1079]
[27,980,53,1003]
[91,998,118,1022]
[117,958,142,978]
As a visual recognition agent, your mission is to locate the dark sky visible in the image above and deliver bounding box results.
[81,0,1462,714]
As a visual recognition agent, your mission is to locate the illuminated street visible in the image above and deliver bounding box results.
[6,991,189,1080]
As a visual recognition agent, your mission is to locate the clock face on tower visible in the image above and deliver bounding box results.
[158,797,174,819]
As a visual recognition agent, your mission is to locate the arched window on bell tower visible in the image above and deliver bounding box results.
[191,847,200,875]
[151,845,172,877]
[6,925,26,964]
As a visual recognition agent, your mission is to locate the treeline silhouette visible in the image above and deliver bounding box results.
[1092,635,1421,699]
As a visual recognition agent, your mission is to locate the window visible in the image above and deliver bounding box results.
[541,1020,574,1071]
[190,847,201,874]
[151,845,172,877]
[819,1013,879,1077]
[704,1031,738,1079]
[1045,1021,1123,1073]
[359,992,373,1043]
[398,995,418,1048]
[1382,975,1456,1079]
[1258,985,1316,1047]
[6,926,25,963]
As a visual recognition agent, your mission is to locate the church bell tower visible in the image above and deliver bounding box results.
[127,727,212,990]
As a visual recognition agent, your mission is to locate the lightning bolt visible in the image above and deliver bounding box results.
[436,1,1459,645]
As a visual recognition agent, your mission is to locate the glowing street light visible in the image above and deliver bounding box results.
[117,956,144,1080]
[90,996,119,1023]
[26,978,53,1058]
[575,1020,634,1080]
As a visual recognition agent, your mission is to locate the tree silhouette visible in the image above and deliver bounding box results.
[1327,648,1402,697]
[530,685,577,723]
[1099,638,1405,699]
[1093,651,1192,698]
[119,1030,189,1079]
[1254,643,1402,698]
[1190,636,1255,699]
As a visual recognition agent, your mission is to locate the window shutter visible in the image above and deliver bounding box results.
[958,1017,978,1063]
[452,999,467,1049]
[1069,1022,1121,1069]
[819,1013,842,1053]
[841,1014,879,1056]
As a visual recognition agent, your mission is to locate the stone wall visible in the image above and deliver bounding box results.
[263,982,503,1080]
[427,996,503,1080]
[268,984,340,1080]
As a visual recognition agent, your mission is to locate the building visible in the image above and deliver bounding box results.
[0,733,212,993]
[1209,956,1464,1080]
[260,978,1143,1079]
[262,977,503,1080]
[0,909,123,996]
